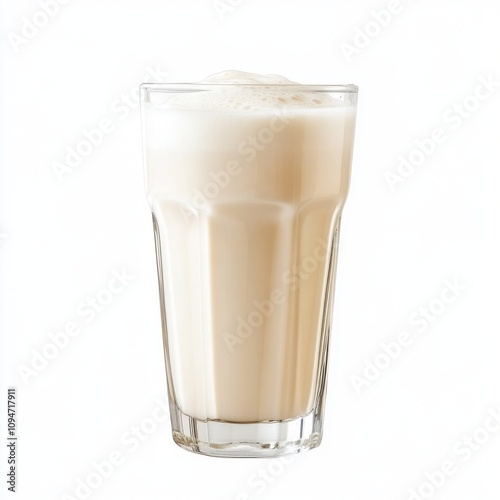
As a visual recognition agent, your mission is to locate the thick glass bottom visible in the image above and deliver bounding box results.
[170,405,322,458]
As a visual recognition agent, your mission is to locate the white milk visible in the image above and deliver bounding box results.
[143,71,356,422]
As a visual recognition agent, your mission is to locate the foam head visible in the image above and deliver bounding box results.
[163,70,343,111]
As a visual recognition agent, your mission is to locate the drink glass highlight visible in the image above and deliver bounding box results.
[140,73,358,457]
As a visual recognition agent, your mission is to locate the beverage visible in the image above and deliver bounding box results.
[141,71,358,457]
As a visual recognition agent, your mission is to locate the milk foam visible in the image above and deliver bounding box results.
[200,70,297,84]
[165,70,342,111]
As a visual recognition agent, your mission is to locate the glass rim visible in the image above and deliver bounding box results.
[141,82,358,93]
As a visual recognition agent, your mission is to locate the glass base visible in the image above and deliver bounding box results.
[170,406,322,458]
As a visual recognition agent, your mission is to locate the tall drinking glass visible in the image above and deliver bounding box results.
[140,80,358,457]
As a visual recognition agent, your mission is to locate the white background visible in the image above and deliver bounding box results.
[1,1,500,499]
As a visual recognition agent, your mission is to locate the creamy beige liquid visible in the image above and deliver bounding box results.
[144,72,356,422]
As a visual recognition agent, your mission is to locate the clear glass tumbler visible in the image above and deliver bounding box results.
[140,81,358,457]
